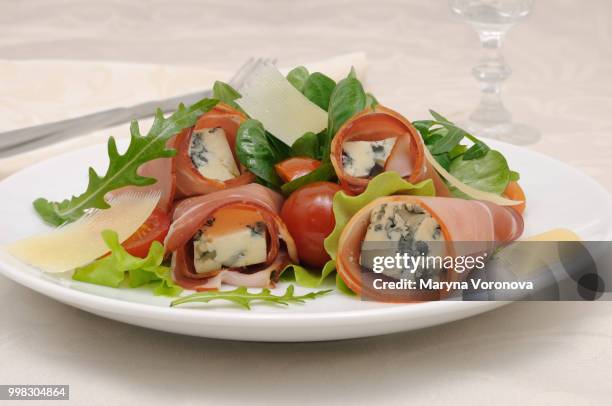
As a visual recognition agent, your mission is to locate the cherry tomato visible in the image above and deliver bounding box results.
[275,157,321,183]
[122,208,171,258]
[280,181,341,268]
[503,181,526,215]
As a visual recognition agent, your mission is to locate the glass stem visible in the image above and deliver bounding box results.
[470,34,512,125]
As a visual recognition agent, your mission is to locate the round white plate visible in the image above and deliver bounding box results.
[1,139,611,342]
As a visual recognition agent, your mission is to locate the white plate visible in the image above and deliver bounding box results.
[1,139,611,342]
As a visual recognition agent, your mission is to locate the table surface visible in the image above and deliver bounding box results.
[1,1,612,405]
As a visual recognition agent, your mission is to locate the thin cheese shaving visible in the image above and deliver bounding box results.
[424,147,523,206]
[236,62,328,146]
[4,191,160,273]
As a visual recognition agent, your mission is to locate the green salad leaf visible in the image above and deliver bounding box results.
[448,150,512,196]
[365,92,379,108]
[302,72,336,111]
[286,66,310,92]
[72,230,182,297]
[280,161,336,196]
[236,119,290,187]
[212,81,245,113]
[324,172,435,260]
[33,99,219,226]
[171,285,331,310]
[413,110,519,197]
[282,260,337,288]
[324,68,367,158]
[291,131,320,159]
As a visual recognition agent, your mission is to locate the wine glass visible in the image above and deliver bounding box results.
[450,0,540,145]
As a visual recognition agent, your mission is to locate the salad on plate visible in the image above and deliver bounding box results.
[4,62,526,309]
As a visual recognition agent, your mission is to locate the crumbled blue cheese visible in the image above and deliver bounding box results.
[362,202,444,279]
[342,137,397,177]
[189,127,240,181]
[192,208,268,274]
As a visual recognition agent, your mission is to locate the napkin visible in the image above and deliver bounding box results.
[0,52,367,178]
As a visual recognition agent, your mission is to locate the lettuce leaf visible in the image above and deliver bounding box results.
[323,172,435,261]
[282,260,337,288]
[72,230,182,297]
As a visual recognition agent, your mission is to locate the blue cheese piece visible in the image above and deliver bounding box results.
[189,127,240,181]
[342,137,397,177]
[193,207,268,274]
[361,202,444,279]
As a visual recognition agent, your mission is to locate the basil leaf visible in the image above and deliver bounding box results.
[413,120,435,136]
[212,81,245,113]
[323,70,367,159]
[286,66,310,92]
[266,131,292,160]
[236,119,282,186]
[429,126,465,154]
[281,162,336,195]
[302,72,336,111]
[510,170,520,181]
[291,132,320,159]
[449,150,511,195]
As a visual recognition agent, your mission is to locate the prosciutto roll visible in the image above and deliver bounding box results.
[164,184,298,291]
[330,105,449,196]
[174,102,255,198]
[336,195,524,302]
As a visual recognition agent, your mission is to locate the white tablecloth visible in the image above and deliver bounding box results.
[1,1,611,405]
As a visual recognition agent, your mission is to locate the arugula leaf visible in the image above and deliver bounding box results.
[291,131,320,159]
[236,119,289,186]
[280,162,336,195]
[302,72,336,111]
[286,66,310,92]
[324,172,435,260]
[170,285,331,310]
[448,150,512,196]
[33,99,219,226]
[212,81,245,113]
[72,230,182,297]
[322,68,367,159]
[428,126,465,155]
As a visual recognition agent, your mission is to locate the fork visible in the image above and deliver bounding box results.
[0,57,274,158]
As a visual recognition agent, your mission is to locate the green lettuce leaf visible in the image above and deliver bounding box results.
[34,99,219,226]
[282,260,337,288]
[323,172,435,260]
[72,230,182,297]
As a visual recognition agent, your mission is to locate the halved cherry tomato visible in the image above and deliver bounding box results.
[280,182,341,268]
[122,208,171,258]
[503,181,526,215]
[275,157,321,183]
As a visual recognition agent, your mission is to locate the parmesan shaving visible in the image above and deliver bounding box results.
[424,147,523,206]
[4,191,160,273]
[236,62,328,146]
